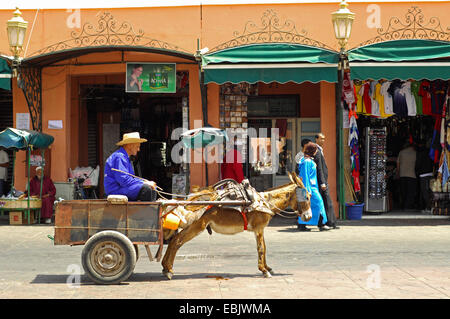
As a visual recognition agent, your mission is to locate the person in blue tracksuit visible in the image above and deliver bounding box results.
[297,142,329,231]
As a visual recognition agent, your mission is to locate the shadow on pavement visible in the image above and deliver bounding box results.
[268,215,450,228]
[31,271,293,285]
[338,219,450,227]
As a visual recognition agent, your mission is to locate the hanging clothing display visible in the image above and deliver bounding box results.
[354,82,364,113]
[431,80,448,116]
[419,80,432,115]
[380,80,394,116]
[359,81,372,115]
[343,71,361,194]
[388,79,408,117]
[411,80,423,115]
[403,81,417,117]
[354,79,449,120]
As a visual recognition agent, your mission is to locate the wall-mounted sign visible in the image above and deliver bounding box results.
[126,63,176,93]
[48,120,63,129]
[16,113,30,130]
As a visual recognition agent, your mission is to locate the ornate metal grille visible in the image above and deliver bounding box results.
[27,11,190,57]
[209,9,334,52]
[17,66,42,132]
[356,6,450,48]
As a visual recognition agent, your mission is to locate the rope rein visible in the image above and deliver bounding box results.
[255,190,299,219]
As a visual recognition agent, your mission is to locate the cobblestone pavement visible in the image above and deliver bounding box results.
[0,214,449,300]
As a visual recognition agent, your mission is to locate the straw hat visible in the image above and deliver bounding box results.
[116,132,148,146]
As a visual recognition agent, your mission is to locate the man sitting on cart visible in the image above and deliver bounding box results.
[104,132,157,201]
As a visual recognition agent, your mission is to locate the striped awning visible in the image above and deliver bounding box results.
[0,59,12,91]
[202,43,339,84]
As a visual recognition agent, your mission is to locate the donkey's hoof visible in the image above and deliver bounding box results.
[162,269,173,280]
[263,271,272,278]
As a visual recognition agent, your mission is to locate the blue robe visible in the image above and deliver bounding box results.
[297,157,327,226]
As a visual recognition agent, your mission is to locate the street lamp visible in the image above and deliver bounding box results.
[6,7,28,76]
[332,1,355,220]
[331,0,355,52]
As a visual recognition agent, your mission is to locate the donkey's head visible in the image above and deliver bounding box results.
[288,172,312,222]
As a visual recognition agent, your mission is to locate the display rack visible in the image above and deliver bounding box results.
[364,127,388,213]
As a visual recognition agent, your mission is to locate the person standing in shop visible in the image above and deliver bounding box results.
[297,142,329,231]
[314,133,339,229]
[415,139,434,213]
[397,141,418,210]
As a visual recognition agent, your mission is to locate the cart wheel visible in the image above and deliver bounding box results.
[81,231,136,285]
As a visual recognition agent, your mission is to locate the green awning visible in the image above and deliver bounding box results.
[0,58,12,91]
[348,39,450,80]
[202,43,339,84]
[0,128,54,150]
[181,127,228,149]
[350,62,450,81]
[348,39,450,62]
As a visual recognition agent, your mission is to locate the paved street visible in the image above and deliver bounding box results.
[0,213,449,300]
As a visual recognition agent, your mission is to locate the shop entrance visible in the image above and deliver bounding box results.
[79,74,188,198]
[356,114,437,213]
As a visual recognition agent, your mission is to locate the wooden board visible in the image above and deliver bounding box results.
[54,200,162,246]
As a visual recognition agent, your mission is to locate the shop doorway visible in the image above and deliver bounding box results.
[356,115,437,212]
[79,72,188,198]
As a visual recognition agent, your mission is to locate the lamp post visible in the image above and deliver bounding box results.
[332,0,355,219]
[6,7,28,77]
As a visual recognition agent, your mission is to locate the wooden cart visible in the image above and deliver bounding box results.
[54,198,249,285]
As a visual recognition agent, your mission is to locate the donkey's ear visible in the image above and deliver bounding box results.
[288,172,296,184]
[294,174,305,188]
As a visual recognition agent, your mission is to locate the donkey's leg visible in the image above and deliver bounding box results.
[161,219,208,280]
[260,232,274,275]
[255,230,272,278]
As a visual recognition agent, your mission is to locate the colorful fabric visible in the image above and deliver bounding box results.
[354,83,363,113]
[419,80,432,115]
[431,80,448,115]
[370,81,381,117]
[380,81,394,115]
[402,81,417,116]
[410,80,422,115]
[388,80,408,117]
[359,82,372,115]
[221,148,245,183]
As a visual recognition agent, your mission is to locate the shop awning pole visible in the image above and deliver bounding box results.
[337,51,346,219]
[39,149,44,198]
[27,147,31,224]
[10,150,16,194]
[198,40,209,186]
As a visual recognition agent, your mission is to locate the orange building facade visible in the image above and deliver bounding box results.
[0,1,449,217]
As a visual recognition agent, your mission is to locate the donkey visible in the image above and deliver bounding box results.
[161,172,311,279]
